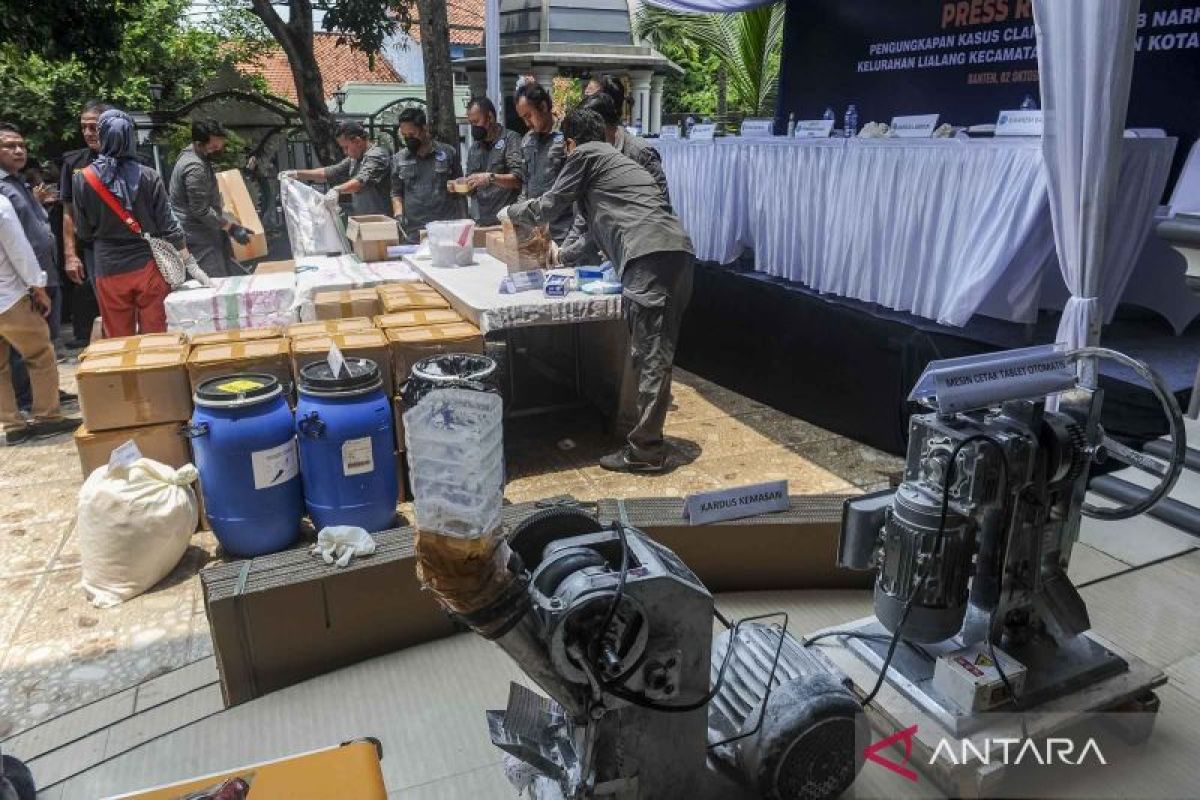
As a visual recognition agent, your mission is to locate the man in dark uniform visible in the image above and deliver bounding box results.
[462,97,523,227]
[503,109,695,473]
[282,121,392,217]
[169,119,252,278]
[389,107,465,244]
[515,82,573,243]
[60,100,106,346]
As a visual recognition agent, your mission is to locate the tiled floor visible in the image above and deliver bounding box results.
[0,362,901,740]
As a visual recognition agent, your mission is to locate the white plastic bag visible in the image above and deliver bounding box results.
[76,459,200,608]
[280,177,348,257]
[311,525,376,567]
[427,220,476,268]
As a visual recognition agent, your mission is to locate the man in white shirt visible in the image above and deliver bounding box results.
[0,193,78,444]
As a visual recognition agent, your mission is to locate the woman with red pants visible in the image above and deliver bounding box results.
[71,109,194,336]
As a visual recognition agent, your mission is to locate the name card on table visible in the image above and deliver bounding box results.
[684,480,789,525]
[690,123,717,142]
[995,109,1044,137]
[889,114,940,138]
[795,119,836,138]
[740,118,776,138]
[659,124,681,139]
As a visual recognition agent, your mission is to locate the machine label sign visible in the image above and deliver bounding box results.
[251,438,299,490]
[684,480,789,525]
[929,348,1076,414]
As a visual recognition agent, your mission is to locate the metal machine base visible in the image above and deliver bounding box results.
[840,618,1129,736]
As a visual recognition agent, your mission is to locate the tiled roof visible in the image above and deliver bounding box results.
[407,0,485,46]
[241,33,403,103]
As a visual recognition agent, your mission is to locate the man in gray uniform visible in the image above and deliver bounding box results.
[168,119,252,278]
[390,107,465,244]
[282,121,392,217]
[503,109,695,473]
[515,82,573,243]
[463,97,523,226]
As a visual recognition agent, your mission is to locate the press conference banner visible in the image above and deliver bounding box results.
[777,0,1200,181]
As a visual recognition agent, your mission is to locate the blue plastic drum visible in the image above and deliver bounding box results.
[189,374,304,557]
[296,358,398,533]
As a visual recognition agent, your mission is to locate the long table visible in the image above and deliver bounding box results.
[656,136,1177,327]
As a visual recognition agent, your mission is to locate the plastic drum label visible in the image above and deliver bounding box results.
[251,438,299,490]
[342,437,375,476]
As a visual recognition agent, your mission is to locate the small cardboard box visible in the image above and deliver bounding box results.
[81,333,187,360]
[286,318,376,339]
[374,309,462,330]
[255,259,295,275]
[377,285,451,313]
[385,321,484,385]
[187,339,294,395]
[313,289,383,321]
[189,327,283,346]
[76,348,193,432]
[346,215,401,263]
[291,330,394,395]
[215,169,268,261]
[74,421,192,478]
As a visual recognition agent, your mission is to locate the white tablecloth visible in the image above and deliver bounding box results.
[406,253,622,334]
[657,137,1176,326]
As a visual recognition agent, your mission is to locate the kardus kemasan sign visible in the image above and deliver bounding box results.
[776,0,1200,185]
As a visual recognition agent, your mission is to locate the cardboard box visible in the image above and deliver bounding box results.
[346,215,401,263]
[255,259,295,275]
[385,322,484,385]
[291,330,393,396]
[377,284,451,313]
[166,273,296,335]
[392,395,406,452]
[374,309,463,330]
[189,327,283,346]
[594,496,873,592]
[187,339,294,394]
[81,333,187,360]
[313,288,383,321]
[76,348,193,432]
[73,421,192,478]
[215,169,268,261]
[286,318,376,339]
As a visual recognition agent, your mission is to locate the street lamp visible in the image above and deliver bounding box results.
[147,82,164,109]
[333,88,347,114]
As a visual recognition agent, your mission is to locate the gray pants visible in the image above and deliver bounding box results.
[184,225,240,279]
[621,251,695,463]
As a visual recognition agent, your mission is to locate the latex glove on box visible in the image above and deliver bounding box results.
[311,525,376,567]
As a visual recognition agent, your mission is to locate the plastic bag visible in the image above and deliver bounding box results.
[77,459,199,608]
[427,219,476,268]
[281,177,348,257]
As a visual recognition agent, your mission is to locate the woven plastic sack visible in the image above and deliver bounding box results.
[281,177,348,257]
[76,458,199,608]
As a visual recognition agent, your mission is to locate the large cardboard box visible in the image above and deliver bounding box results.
[385,322,484,385]
[73,421,192,478]
[346,215,401,263]
[189,327,283,346]
[313,288,383,321]
[594,496,873,592]
[286,317,376,339]
[377,284,451,313]
[215,169,268,261]
[76,348,193,432]
[187,339,294,394]
[255,259,295,275]
[291,330,393,396]
[374,309,462,330]
[81,333,187,360]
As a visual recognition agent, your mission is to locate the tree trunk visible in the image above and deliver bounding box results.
[250,0,340,166]
[716,67,728,126]
[416,0,459,148]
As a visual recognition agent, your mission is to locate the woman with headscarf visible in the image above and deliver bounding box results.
[71,109,192,336]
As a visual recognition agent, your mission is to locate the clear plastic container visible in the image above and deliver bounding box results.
[426,220,476,268]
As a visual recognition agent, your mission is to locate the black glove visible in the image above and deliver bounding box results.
[228,224,252,246]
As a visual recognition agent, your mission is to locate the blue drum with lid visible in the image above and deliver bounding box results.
[296,358,398,532]
[189,373,303,557]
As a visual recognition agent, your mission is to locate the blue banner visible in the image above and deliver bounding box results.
[777,0,1200,186]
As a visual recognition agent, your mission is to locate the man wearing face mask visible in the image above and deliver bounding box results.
[282,121,393,218]
[501,109,694,474]
[389,107,465,244]
[462,97,523,227]
[514,82,573,243]
[169,119,250,278]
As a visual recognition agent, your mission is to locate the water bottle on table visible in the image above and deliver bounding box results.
[1020,94,1038,110]
[844,104,859,138]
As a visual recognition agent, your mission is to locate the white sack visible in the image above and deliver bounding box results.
[281,177,348,257]
[77,459,200,608]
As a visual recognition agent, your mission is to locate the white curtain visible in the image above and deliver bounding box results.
[642,0,777,11]
[486,0,502,122]
[1034,0,1140,358]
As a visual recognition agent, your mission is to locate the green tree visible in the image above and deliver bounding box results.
[636,3,786,119]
